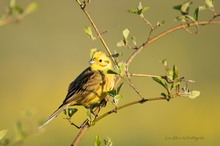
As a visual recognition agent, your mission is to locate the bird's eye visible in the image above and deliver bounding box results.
[99,59,102,62]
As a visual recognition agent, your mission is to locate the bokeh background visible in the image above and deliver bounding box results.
[0,0,220,146]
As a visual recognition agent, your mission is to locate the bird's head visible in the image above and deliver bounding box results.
[89,49,113,71]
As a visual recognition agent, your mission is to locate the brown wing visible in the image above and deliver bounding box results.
[62,67,105,107]
[39,67,104,128]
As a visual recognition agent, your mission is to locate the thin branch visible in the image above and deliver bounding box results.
[65,117,81,129]
[145,28,154,45]
[209,13,220,22]
[93,96,166,125]
[141,15,154,30]
[75,0,117,66]
[71,125,89,146]
[130,73,160,78]
[140,15,155,48]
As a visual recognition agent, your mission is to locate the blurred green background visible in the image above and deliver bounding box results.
[0,0,220,146]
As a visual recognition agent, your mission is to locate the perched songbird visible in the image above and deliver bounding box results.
[40,49,115,128]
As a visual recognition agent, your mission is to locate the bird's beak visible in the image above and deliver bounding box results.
[89,59,95,64]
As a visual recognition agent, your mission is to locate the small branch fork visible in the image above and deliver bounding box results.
[119,74,144,99]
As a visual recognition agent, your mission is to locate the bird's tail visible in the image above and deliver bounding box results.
[39,104,67,129]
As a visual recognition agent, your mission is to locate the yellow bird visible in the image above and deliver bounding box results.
[40,49,115,128]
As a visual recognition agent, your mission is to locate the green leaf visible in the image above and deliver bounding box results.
[116,40,125,47]
[23,2,38,16]
[194,7,199,21]
[0,130,8,141]
[108,83,123,106]
[171,80,180,90]
[188,90,200,99]
[142,6,150,13]
[166,68,174,81]
[117,28,131,47]
[137,2,150,15]
[161,59,167,67]
[84,26,96,40]
[181,1,193,15]
[137,2,143,10]
[172,65,178,80]
[112,52,123,58]
[118,62,127,74]
[156,20,165,27]
[152,76,168,89]
[200,5,207,11]
[114,95,123,100]
[176,15,196,22]
[107,89,117,97]
[113,94,123,105]
[194,6,207,21]
[84,26,92,36]
[161,93,167,98]
[173,1,193,15]
[123,28,130,39]
[116,83,124,94]
[63,108,78,118]
[107,69,119,75]
[173,4,182,11]
[104,137,113,146]
[122,28,130,44]
[12,6,24,15]
[87,109,95,124]
[205,0,214,9]
[131,36,137,46]
[176,15,187,22]
[128,2,149,15]
[185,14,196,22]
[128,9,138,15]
[94,136,101,146]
